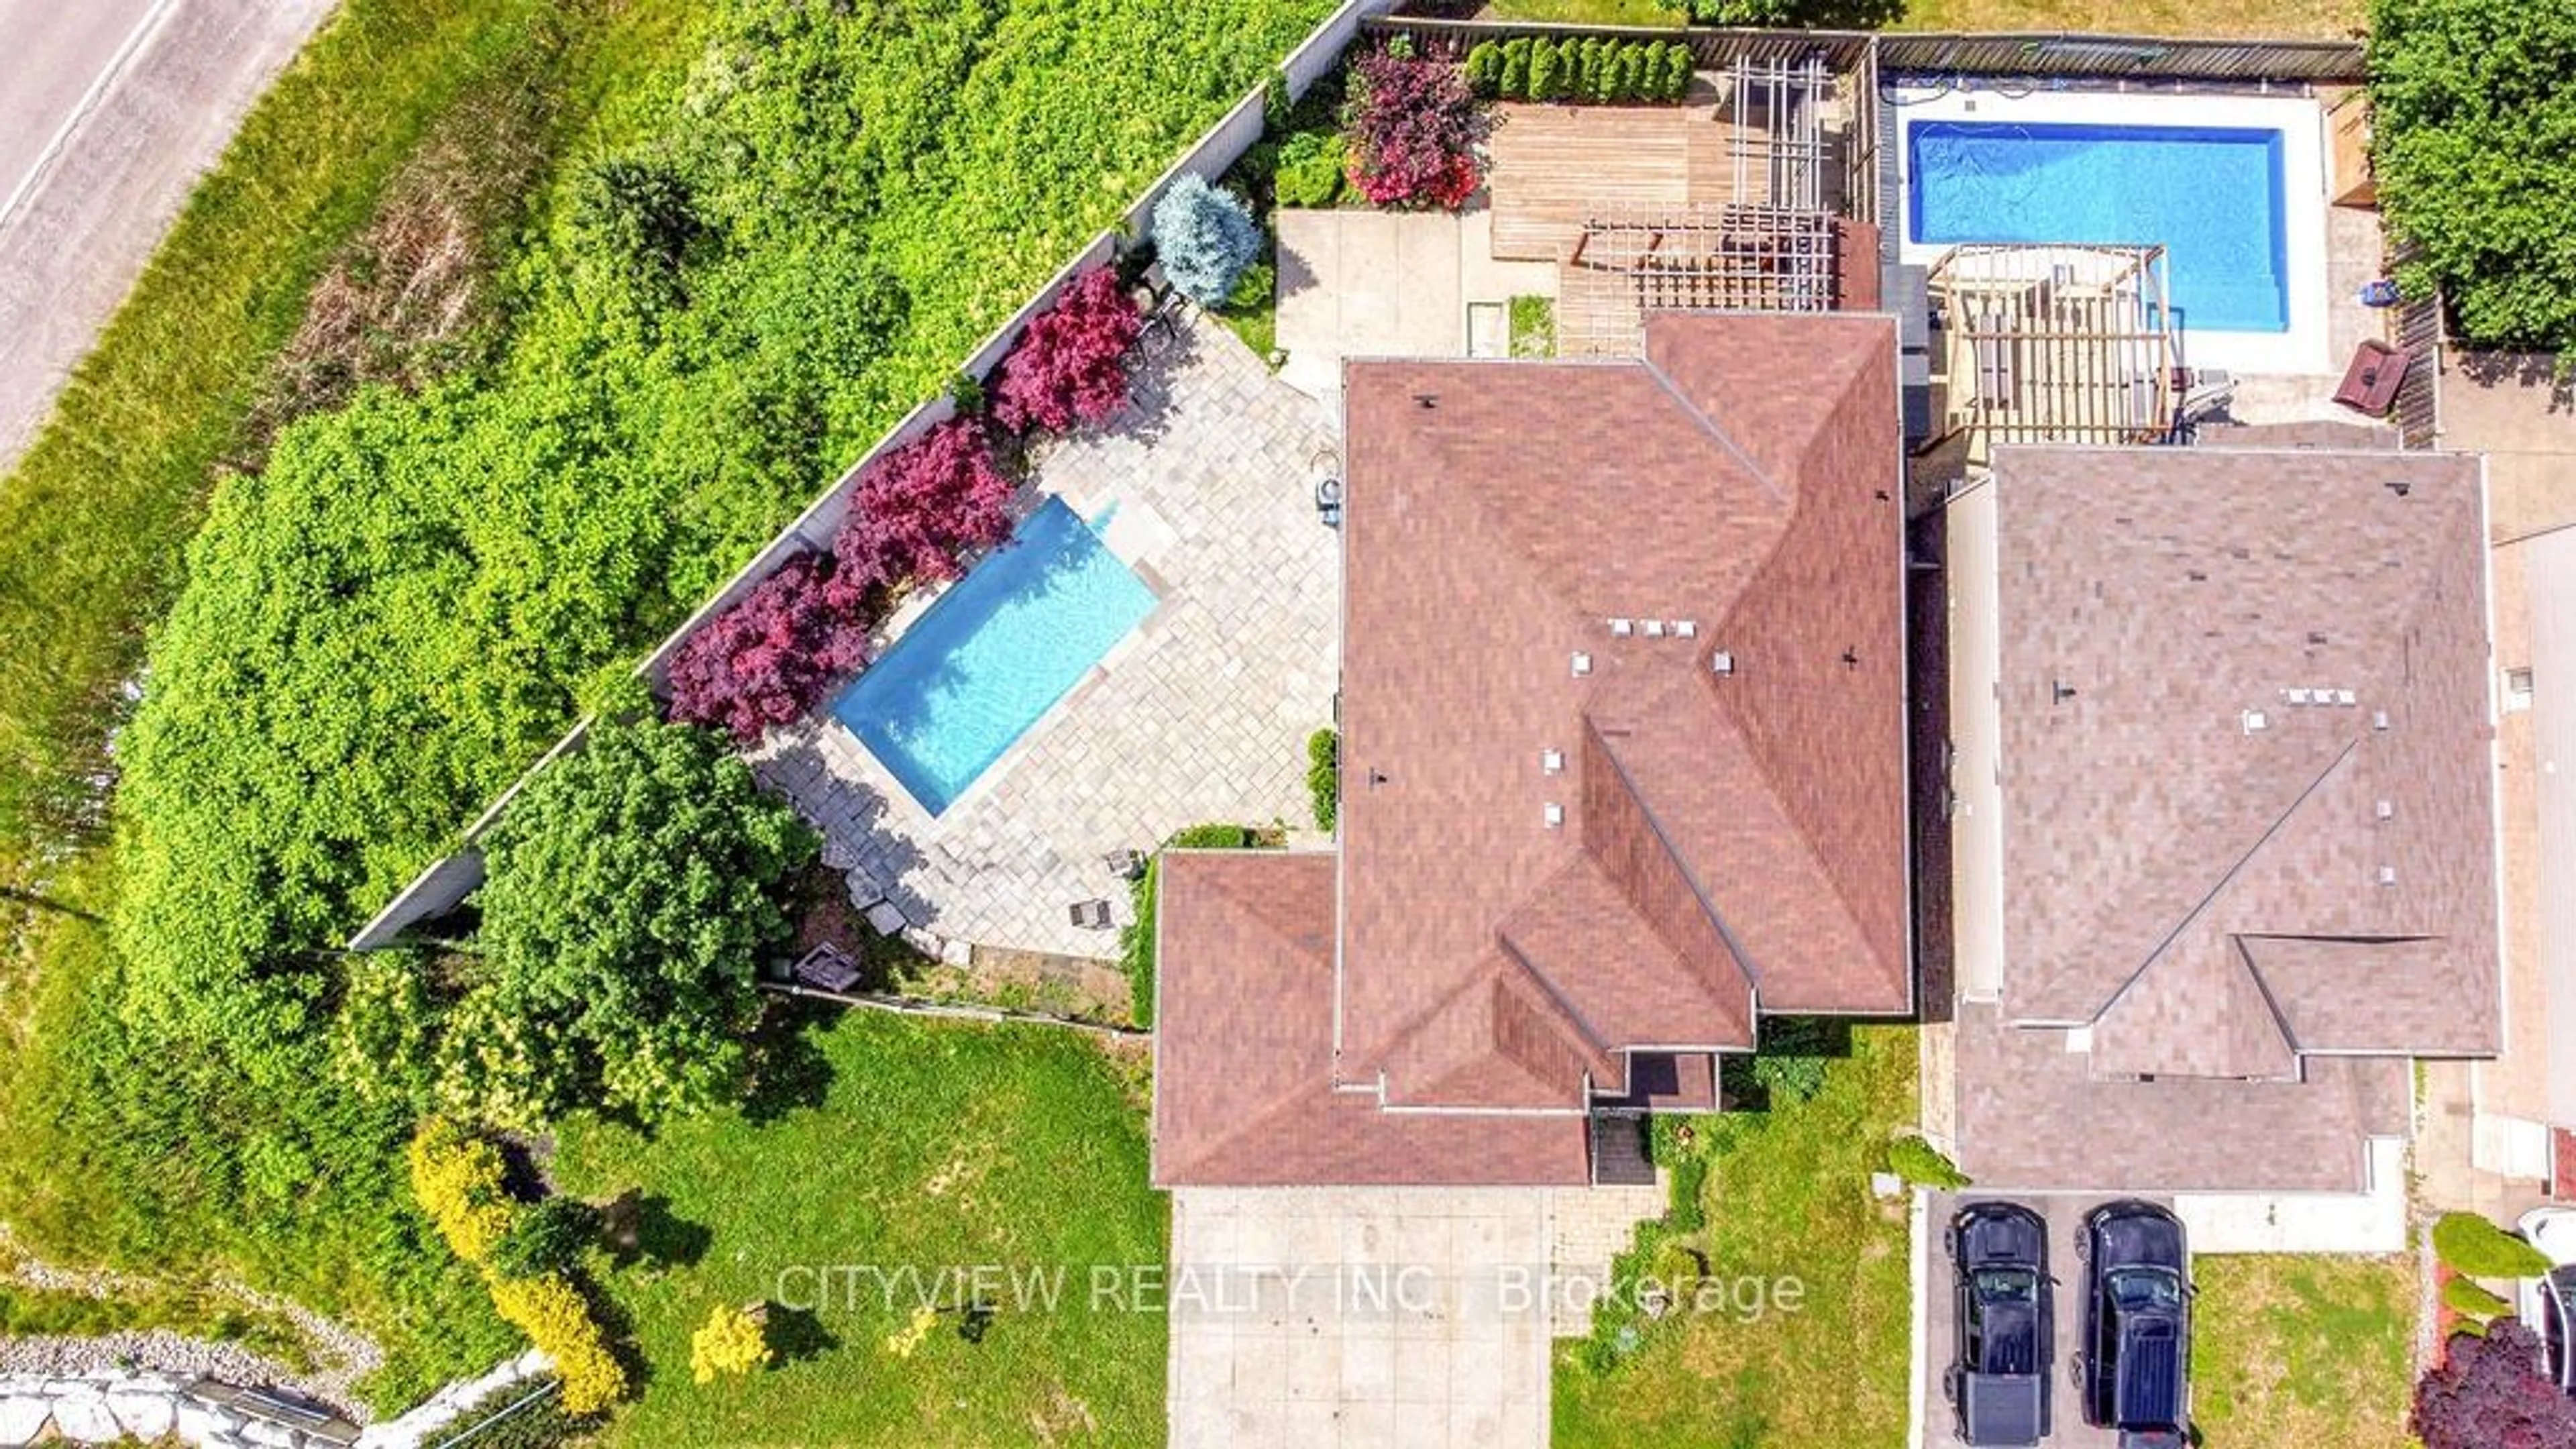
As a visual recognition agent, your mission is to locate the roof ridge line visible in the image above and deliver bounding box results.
[1583,718,1762,1008]
[2226,932,2303,1060]
[2088,735,2363,1025]
[1494,930,1617,1066]
[1636,354,1789,506]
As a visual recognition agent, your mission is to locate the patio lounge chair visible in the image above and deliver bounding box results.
[2333,339,2410,417]
[1069,899,1114,929]
[1104,848,1146,881]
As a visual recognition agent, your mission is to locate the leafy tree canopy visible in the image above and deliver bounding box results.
[2371,0,2576,352]
[456,708,816,1126]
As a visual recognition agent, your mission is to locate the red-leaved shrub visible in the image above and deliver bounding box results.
[988,267,1140,435]
[665,552,870,745]
[2414,1322,2576,1449]
[833,417,1017,594]
[1342,49,1495,211]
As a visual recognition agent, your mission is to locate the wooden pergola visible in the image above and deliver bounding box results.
[1927,244,2178,463]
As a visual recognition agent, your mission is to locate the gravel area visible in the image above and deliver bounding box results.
[0,1228,381,1418]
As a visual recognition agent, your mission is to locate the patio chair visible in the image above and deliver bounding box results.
[1104,848,1146,881]
[1069,898,1114,929]
[2333,339,2410,417]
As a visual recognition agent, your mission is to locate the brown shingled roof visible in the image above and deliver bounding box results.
[1150,313,1915,1186]
[1148,851,1589,1188]
[1334,313,1913,1112]
[1988,445,2500,1072]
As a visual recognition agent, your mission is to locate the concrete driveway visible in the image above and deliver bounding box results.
[0,0,335,470]
[1920,1193,2179,1449]
[1167,1187,1553,1448]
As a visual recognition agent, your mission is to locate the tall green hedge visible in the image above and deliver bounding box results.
[1466,38,1693,105]
[2431,1212,2551,1278]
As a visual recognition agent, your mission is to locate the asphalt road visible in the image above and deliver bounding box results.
[0,0,336,472]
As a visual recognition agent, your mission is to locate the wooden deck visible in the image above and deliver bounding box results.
[1486,101,1758,263]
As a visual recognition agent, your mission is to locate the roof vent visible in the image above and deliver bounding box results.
[2377,865,2398,886]
[2243,709,2269,733]
[1609,618,1633,637]
[1674,619,1699,638]
[1541,749,1564,775]
[2385,479,2410,498]
[1414,392,1438,410]
[2371,708,2390,731]
[1710,649,1735,676]
[2375,799,2394,820]
[1572,651,1593,677]
[1644,619,1666,639]
[1544,802,1565,829]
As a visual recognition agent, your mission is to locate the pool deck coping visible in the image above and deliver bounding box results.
[827,490,1177,830]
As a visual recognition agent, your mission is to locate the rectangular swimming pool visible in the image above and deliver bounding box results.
[831,497,1155,816]
[1908,120,2289,334]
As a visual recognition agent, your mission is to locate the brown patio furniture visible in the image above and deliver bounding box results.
[2332,339,2410,417]
[1069,898,1114,929]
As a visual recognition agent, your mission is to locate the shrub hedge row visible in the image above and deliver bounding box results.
[1466,38,1695,105]
[408,1120,625,1415]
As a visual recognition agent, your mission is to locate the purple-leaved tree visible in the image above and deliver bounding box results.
[988,267,1140,435]
[2415,1322,2576,1449]
[665,552,869,745]
[833,415,1017,594]
[1342,48,1495,211]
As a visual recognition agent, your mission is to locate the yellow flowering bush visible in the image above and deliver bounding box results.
[406,1118,514,1266]
[690,1303,772,1383]
[488,1271,629,1414]
[407,1118,629,1415]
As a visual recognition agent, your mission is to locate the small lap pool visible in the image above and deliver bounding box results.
[1908,120,2289,333]
[832,497,1155,816]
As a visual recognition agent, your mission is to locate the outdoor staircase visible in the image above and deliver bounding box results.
[1588,1112,1656,1187]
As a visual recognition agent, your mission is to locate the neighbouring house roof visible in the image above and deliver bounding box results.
[1332,312,1911,1112]
[1148,851,1589,1188]
[1949,1001,2412,1193]
[1986,445,2500,1080]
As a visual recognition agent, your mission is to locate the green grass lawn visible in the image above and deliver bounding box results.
[1892,0,2361,36]
[2190,1254,2418,1448]
[1553,1026,1917,1448]
[551,1006,1168,1446]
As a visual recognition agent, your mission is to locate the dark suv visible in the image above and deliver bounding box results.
[1945,1201,2052,1447]
[2076,1201,2190,1449]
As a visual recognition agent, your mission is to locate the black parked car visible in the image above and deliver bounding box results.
[1945,1201,2052,1447]
[2076,1200,2190,1449]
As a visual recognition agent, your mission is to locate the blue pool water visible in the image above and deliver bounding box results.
[831,498,1155,815]
[1908,120,2290,333]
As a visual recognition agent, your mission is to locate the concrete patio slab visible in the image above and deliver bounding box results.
[1274,207,1554,405]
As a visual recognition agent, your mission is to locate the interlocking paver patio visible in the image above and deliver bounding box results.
[751,315,1341,959]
